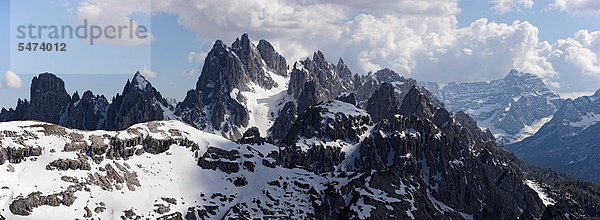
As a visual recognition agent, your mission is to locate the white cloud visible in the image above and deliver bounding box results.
[560,91,595,99]
[76,0,600,96]
[140,67,157,78]
[75,0,154,46]
[490,0,534,14]
[183,68,199,77]
[3,71,23,88]
[187,51,206,63]
[551,0,600,16]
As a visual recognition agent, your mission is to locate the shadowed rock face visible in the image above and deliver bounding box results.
[268,101,297,143]
[238,127,265,145]
[177,34,286,140]
[508,89,600,184]
[23,73,71,124]
[231,33,277,90]
[277,84,548,219]
[287,51,356,112]
[257,39,288,77]
[62,91,109,130]
[366,82,401,122]
[0,99,29,122]
[104,72,168,131]
[335,92,357,106]
[0,72,171,131]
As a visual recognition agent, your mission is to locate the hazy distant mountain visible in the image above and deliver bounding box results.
[420,70,563,144]
[508,90,600,183]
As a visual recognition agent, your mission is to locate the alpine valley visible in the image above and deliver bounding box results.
[1,34,600,219]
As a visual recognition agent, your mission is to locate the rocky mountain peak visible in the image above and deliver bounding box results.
[399,86,435,117]
[231,33,276,90]
[181,34,291,139]
[232,33,251,50]
[287,50,355,113]
[213,39,227,49]
[81,90,97,100]
[104,72,168,130]
[508,87,600,183]
[423,69,563,143]
[257,39,288,76]
[366,82,401,122]
[71,91,80,103]
[0,98,29,122]
[62,90,109,130]
[131,71,150,90]
[313,50,328,68]
[507,69,520,75]
[336,58,353,79]
[373,68,406,82]
[23,72,71,124]
[592,89,600,100]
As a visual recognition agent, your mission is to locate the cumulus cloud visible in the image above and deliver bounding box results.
[75,0,154,46]
[490,0,534,14]
[187,51,206,63]
[551,0,600,16]
[75,0,600,95]
[560,91,595,99]
[3,71,23,88]
[183,68,199,77]
[140,67,157,78]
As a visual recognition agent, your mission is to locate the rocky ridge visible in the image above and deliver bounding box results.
[420,69,563,143]
[508,89,600,183]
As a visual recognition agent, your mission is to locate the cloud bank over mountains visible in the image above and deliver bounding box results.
[72,0,600,95]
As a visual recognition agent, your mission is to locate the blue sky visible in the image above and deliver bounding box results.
[1,0,599,108]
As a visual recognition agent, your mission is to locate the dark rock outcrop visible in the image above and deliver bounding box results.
[366,83,401,122]
[238,127,265,145]
[0,99,29,122]
[198,147,241,174]
[268,101,297,143]
[62,91,109,130]
[278,82,546,219]
[104,72,168,130]
[288,51,355,112]
[232,33,276,90]
[257,39,288,76]
[22,73,71,124]
[335,93,357,106]
[10,185,82,216]
[46,154,91,171]
[280,100,372,173]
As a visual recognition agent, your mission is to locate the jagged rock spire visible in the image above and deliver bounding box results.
[366,82,401,122]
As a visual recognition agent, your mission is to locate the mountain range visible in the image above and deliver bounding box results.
[420,69,563,144]
[508,90,600,184]
[1,33,600,219]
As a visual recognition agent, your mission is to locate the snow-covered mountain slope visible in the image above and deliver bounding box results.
[508,89,600,184]
[174,34,295,141]
[0,120,327,219]
[0,85,595,219]
[420,69,563,143]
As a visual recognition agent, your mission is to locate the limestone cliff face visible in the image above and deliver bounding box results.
[278,83,547,219]
[104,72,169,130]
[22,73,71,124]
